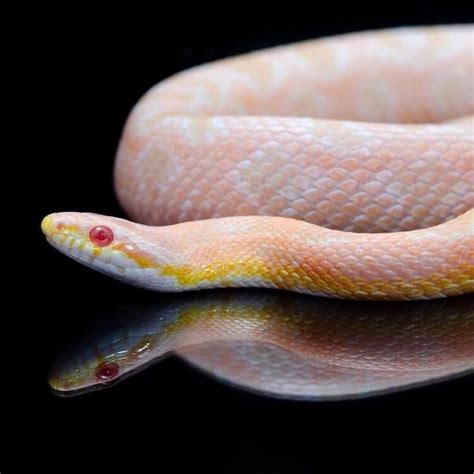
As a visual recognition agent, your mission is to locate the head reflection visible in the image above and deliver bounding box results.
[50,290,474,399]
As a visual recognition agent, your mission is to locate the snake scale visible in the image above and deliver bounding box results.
[42,26,474,300]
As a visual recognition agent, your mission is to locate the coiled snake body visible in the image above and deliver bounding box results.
[42,26,474,300]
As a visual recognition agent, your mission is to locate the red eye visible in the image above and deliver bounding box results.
[95,362,120,381]
[90,226,114,246]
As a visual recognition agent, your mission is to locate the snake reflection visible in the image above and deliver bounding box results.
[49,290,474,399]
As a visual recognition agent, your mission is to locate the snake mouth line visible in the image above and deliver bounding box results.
[49,352,173,395]
[44,230,176,285]
[45,233,138,277]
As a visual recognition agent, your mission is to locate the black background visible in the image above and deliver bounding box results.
[6,3,474,472]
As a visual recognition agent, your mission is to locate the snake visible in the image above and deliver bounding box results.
[49,290,474,399]
[41,25,474,300]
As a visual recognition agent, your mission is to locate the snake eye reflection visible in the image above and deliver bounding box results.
[90,226,114,246]
[95,362,120,381]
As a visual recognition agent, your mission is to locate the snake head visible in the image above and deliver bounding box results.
[47,298,184,394]
[48,332,163,394]
[41,212,171,289]
[49,356,122,394]
[49,338,156,394]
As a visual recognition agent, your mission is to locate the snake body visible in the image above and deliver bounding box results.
[42,26,474,300]
[49,291,474,398]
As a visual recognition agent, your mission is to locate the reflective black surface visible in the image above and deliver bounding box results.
[49,290,474,399]
[9,4,474,472]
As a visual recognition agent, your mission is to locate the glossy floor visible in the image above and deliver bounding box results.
[49,289,474,399]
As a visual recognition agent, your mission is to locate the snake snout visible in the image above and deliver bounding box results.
[41,213,78,238]
[41,213,58,237]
